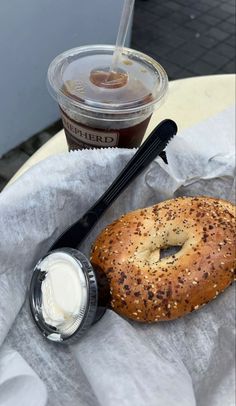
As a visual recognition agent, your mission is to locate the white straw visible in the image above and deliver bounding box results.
[110,0,135,72]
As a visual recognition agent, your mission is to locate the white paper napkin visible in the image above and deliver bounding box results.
[0,345,47,406]
[0,106,235,406]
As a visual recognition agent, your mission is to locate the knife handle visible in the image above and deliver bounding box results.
[51,119,177,250]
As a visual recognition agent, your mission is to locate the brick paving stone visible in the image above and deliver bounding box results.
[133,9,157,25]
[151,4,171,18]
[185,20,209,33]
[197,14,221,26]
[188,60,218,75]
[227,16,236,24]
[160,34,186,48]
[166,48,200,65]
[138,0,161,9]
[178,42,206,58]
[155,58,183,79]
[214,42,235,57]
[133,7,156,20]
[147,41,175,58]
[164,1,183,11]
[194,34,219,49]
[224,0,235,5]
[193,2,213,12]
[131,32,150,47]
[221,59,236,73]
[180,7,202,19]
[202,0,221,6]
[132,41,147,54]
[208,7,232,20]
[225,35,236,46]
[20,132,52,155]
[46,120,63,136]
[220,3,236,13]
[201,50,229,68]
[152,18,180,36]
[221,0,235,4]
[219,21,235,34]
[207,27,230,41]
[173,68,195,79]
[170,26,196,40]
[0,176,7,192]
[174,0,195,5]
[167,13,191,24]
[0,149,29,181]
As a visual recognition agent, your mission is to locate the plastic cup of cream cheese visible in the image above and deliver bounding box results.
[29,249,109,343]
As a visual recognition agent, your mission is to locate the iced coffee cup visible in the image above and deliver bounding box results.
[47,45,168,150]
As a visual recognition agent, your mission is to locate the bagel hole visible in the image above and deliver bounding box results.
[160,245,182,259]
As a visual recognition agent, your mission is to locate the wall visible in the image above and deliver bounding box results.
[0,0,131,156]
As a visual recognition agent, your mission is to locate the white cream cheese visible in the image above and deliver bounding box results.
[40,252,88,334]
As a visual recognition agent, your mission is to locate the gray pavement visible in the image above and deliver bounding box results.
[131,0,235,79]
[0,0,235,191]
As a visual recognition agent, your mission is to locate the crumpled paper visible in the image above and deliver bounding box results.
[0,106,235,406]
[0,344,47,406]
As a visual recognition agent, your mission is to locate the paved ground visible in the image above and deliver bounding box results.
[0,0,235,191]
[132,0,235,79]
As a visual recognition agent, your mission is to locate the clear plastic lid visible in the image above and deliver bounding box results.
[48,45,168,115]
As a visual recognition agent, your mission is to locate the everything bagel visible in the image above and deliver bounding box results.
[91,196,236,322]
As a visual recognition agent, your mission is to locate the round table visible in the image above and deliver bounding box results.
[8,74,235,185]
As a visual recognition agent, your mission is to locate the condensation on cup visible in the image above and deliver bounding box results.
[47,45,168,150]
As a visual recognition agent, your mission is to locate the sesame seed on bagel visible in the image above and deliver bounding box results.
[91,196,236,322]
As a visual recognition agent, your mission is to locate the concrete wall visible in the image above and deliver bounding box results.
[0,0,131,156]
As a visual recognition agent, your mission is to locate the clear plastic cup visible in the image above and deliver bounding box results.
[48,45,168,150]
